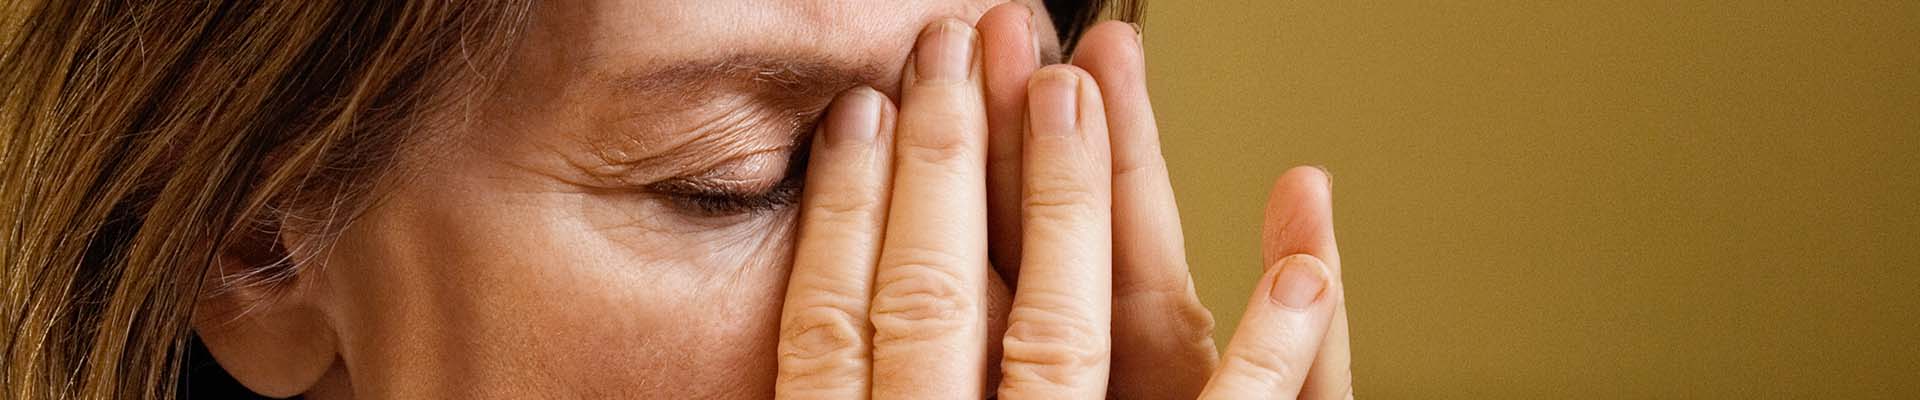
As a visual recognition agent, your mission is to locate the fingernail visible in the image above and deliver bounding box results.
[1029,67,1078,137]
[822,87,883,147]
[1269,254,1329,309]
[1312,165,1333,191]
[915,19,976,82]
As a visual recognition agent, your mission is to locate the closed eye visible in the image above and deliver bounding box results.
[649,133,811,218]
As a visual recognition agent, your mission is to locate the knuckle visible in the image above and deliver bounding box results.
[1000,293,1109,387]
[870,249,978,342]
[898,127,974,163]
[870,278,967,327]
[897,98,983,163]
[779,303,867,363]
[777,356,862,392]
[1176,301,1219,344]
[1021,184,1101,220]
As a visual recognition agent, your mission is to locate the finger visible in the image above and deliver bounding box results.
[997,65,1112,399]
[1199,171,1343,399]
[775,88,896,400]
[1197,253,1338,400]
[1262,166,1353,399]
[869,19,991,400]
[979,2,1044,281]
[1305,285,1354,400]
[1070,21,1218,399]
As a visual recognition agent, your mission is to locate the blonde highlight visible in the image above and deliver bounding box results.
[1,1,1135,398]
[1,2,531,399]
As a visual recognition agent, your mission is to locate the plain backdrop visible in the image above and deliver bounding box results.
[1143,1,1918,397]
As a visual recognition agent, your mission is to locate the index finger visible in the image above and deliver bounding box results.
[1263,166,1353,399]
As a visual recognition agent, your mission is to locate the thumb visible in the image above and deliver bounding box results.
[1197,253,1338,400]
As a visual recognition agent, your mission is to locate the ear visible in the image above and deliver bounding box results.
[192,230,340,398]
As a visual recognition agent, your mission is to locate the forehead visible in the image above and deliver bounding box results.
[467,0,1058,186]
[523,0,1041,84]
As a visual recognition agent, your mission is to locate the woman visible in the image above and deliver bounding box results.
[1,0,1351,398]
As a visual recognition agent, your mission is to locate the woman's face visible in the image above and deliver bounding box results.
[302,0,1058,397]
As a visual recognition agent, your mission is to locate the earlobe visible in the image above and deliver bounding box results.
[193,252,341,398]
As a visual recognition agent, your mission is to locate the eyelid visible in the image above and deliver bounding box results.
[686,148,789,186]
[650,170,803,218]
[597,87,822,218]
[647,138,810,218]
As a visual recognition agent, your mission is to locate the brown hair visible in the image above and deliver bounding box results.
[1,2,532,399]
[1,1,1134,399]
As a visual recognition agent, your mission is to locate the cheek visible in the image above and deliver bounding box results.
[490,203,797,395]
[325,181,799,397]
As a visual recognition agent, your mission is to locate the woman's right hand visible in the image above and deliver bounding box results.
[773,9,1352,400]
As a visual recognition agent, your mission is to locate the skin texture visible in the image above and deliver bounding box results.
[769,5,1356,399]
[195,1,1355,399]
[199,1,1054,398]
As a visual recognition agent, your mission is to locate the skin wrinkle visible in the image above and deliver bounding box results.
[2,1,1243,399]
[716,215,797,289]
[573,95,799,188]
[180,1,1105,398]
[601,55,885,104]
[494,55,875,198]
[579,191,787,255]
[586,55,879,168]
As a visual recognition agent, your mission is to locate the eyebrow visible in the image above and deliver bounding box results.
[601,53,888,107]
[574,54,884,181]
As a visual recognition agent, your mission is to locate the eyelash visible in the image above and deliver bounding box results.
[652,143,811,217]
[655,174,803,217]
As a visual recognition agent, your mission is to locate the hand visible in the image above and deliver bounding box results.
[1055,18,1357,400]
[772,5,1353,399]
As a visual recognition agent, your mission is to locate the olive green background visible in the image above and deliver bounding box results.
[1144,1,1919,397]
